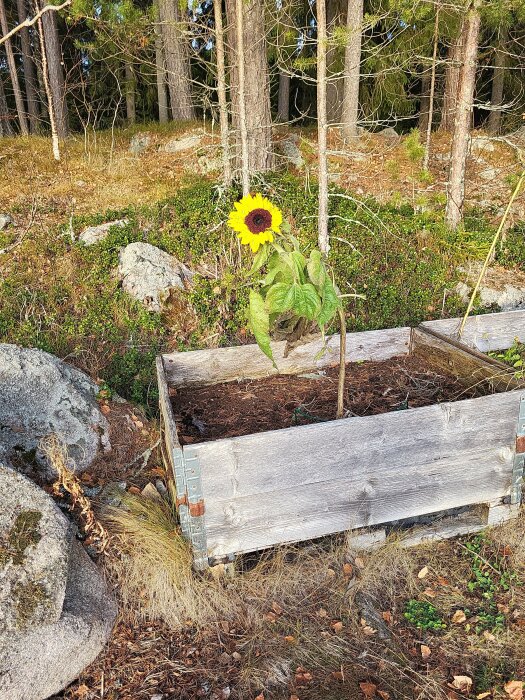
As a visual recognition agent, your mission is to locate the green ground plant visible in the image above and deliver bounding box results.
[489,339,525,379]
[403,599,446,632]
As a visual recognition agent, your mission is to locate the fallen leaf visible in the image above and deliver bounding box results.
[74,686,90,699]
[423,587,437,598]
[360,681,377,698]
[504,681,524,700]
[254,694,265,700]
[317,608,328,618]
[271,602,284,615]
[382,611,393,624]
[437,576,450,586]
[452,610,467,624]
[284,635,296,643]
[343,562,354,577]
[332,671,344,681]
[355,557,365,569]
[331,621,344,633]
[421,644,431,660]
[100,404,111,415]
[327,568,336,578]
[128,486,141,495]
[483,630,495,641]
[476,693,491,699]
[264,612,277,623]
[418,566,429,579]
[378,691,390,700]
[362,625,377,636]
[290,696,300,700]
[449,676,473,694]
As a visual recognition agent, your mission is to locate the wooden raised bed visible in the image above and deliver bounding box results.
[157,310,525,569]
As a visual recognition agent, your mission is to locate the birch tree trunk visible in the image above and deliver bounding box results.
[39,0,68,138]
[0,0,29,135]
[445,2,481,230]
[158,0,195,121]
[440,21,464,132]
[317,0,329,254]
[154,0,168,124]
[213,0,232,187]
[125,62,136,124]
[226,0,273,180]
[16,0,40,132]
[341,0,363,139]
[0,74,14,136]
[36,9,60,159]
[487,28,507,135]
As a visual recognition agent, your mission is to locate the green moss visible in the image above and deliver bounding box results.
[13,580,50,628]
[0,510,42,568]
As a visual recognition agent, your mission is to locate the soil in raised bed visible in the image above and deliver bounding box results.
[172,354,481,444]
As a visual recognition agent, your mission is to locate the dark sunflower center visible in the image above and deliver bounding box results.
[245,208,272,234]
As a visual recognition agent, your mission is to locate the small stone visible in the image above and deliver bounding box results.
[141,482,163,502]
[117,242,194,312]
[130,132,152,155]
[471,137,495,154]
[0,214,13,230]
[479,167,498,181]
[159,134,202,154]
[197,155,221,174]
[376,127,399,139]
[79,219,128,246]
[279,136,305,169]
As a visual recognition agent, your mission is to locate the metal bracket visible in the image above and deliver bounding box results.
[511,395,525,505]
[182,445,209,570]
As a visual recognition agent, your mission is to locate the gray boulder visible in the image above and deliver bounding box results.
[471,137,495,155]
[0,214,13,231]
[79,219,128,246]
[159,134,202,154]
[456,264,525,312]
[0,344,110,475]
[0,464,117,700]
[118,242,193,311]
[377,127,399,139]
[0,464,74,634]
[129,132,152,155]
[0,538,116,700]
[279,135,305,169]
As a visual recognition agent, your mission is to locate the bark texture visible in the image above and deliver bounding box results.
[0,74,14,136]
[325,0,345,125]
[445,4,481,230]
[158,0,195,121]
[39,0,68,138]
[342,0,363,138]
[154,0,168,124]
[226,0,273,176]
[487,28,508,135]
[418,73,430,134]
[16,0,40,132]
[440,22,464,132]
[277,71,290,123]
[0,0,29,134]
[125,62,136,124]
[317,0,329,253]
[213,0,232,186]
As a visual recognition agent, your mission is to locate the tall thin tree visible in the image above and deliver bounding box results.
[487,27,508,134]
[341,0,363,139]
[16,0,40,132]
[158,0,194,120]
[213,0,232,187]
[445,1,481,230]
[317,0,329,254]
[0,0,29,134]
[39,0,68,137]
[154,0,168,124]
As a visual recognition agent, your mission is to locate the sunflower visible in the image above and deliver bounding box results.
[227,193,283,253]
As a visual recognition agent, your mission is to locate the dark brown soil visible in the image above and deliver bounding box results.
[172,354,480,444]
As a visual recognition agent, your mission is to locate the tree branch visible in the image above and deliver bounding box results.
[0,0,71,47]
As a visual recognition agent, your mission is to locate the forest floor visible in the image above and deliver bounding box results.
[2,121,525,700]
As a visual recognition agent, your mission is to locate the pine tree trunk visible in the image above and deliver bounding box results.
[422,6,440,172]
[226,0,273,177]
[419,73,430,134]
[213,0,232,187]
[36,8,60,158]
[16,0,40,133]
[39,0,69,138]
[158,0,195,121]
[277,71,290,123]
[0,74,14,136]
[445,3,481,230]
[317,0,329,254]
[341,0,363,139]
[487,28,507,135]
[440,21,464,132]
[0,0,29,135]
[154,0,169,124]
[325,0,345,125]
[125,62,136,124]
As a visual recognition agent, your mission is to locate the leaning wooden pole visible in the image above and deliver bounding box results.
[36,6,60,161]
[214,0,232,188]
[317,0,329,254]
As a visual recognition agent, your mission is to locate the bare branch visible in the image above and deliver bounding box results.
[0,0,71,47]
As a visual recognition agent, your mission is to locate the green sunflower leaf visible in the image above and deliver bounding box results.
[265,282,295,314]
[289,251,307,283]
[263,254,294,287]
[307,249,327,288]
[293,283,322,321]
[249,290,275,365]
[248,245,270,276]
[317,278,341,328]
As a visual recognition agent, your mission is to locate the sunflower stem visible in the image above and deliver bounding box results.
[336,306,346,419]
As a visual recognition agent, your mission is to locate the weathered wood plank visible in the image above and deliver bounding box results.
[192,390,521,502]
[162,327,411,387]
[191,390,522,558]
[422,310,525,353]
[411,326,525,393]
[156,356,181,455]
